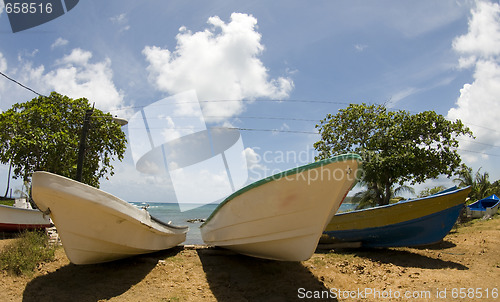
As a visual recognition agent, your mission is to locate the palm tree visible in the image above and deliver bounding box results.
[354,182,415,210]
[454,165,494,201]
[454,165,474,188]
[475,170,491,200]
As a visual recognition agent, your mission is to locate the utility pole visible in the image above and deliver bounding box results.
[75,108,94,182]
[3,160,12,198]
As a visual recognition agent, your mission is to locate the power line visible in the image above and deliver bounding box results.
[457,138,500,149]
[128,125,318,135]
[223,126,317,135]
[0,72,497,150]
[453,148,500,158]
[0,70,46,97]
[1,68,497,137]
[107,98,354,113]
[127,114,317,123]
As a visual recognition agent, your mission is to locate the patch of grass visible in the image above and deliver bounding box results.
[0,230,55,275]
[0,199,15,206]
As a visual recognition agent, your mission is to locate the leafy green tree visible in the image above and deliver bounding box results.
[314,103,473,206]
[0,92,126,188]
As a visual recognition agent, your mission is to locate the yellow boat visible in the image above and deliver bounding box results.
[323,186,471,247]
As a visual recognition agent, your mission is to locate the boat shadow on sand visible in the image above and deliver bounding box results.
[325,240,468,271]
[197,248,337,302]
[22,247,184,302]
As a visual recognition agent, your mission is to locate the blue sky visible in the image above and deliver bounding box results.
[0,0,499,203]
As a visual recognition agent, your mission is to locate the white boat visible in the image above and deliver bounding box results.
[466,194,500,218]
[0,204,51,232]
[31,171,188,265]
[200,154,362,261]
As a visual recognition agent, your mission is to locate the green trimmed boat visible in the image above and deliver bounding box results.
[200,154,362,261]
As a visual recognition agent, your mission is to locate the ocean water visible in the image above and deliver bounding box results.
[130,202,356,245]
[130,202,218,245]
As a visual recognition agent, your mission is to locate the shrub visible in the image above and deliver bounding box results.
[0,230,55,275]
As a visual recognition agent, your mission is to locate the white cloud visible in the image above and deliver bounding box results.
[452,1,500,59]
[0,53,6,91]
[110,13,127,24]
[143,13,293,122]
[110,13,130,32]
[448,60,500,157]
[354,44,367,52]
[44,48,124,112]
[1,48,124,114]
[56,48,92,65]
[51,37,69,49]
[388,87,418,107]
[448,0,500,163]
[244,147,267,181]
[0,52,6,72]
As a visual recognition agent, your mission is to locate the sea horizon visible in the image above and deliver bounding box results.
[129,201,356,245]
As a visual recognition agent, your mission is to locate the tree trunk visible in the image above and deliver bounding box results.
[383,182,392,205]
[370,182,383,206]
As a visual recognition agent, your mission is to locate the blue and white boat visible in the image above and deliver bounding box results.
[466,194,500,218]
[323,186,471,248]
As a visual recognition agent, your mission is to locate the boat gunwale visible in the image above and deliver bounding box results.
[32,171,189,232]
[332,185,471,218]
[325,202,465,247]
[467,194,500,211]
[0,203,48,213]
[200,153,362,227]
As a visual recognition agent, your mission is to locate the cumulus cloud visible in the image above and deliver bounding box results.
[143,13,293,122]
[44,48,124,112]
[0,48,124,113]
[452,1,500,59]
[448,0,500,162]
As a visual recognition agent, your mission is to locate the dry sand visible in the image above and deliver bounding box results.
[1,215,499,302]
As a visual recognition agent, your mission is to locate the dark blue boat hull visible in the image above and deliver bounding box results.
[325,203,464,248]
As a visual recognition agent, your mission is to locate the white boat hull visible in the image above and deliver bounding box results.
[466,204,500,218]
[201,154,362,261]
[0,204,51,232]
[31,172,188,264]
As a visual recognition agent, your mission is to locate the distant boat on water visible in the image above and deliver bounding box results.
[200,154,362,261]
[323,186,471,248]
[466,194,500,218]
[0,203,51,232]
[31,171,188,265]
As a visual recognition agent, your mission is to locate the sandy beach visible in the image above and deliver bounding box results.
[1,214,499,302]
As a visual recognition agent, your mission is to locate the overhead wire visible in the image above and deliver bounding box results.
[1,70,499,155]
[0,70,46,98]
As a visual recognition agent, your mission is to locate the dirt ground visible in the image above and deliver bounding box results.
[1,215,499,302]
